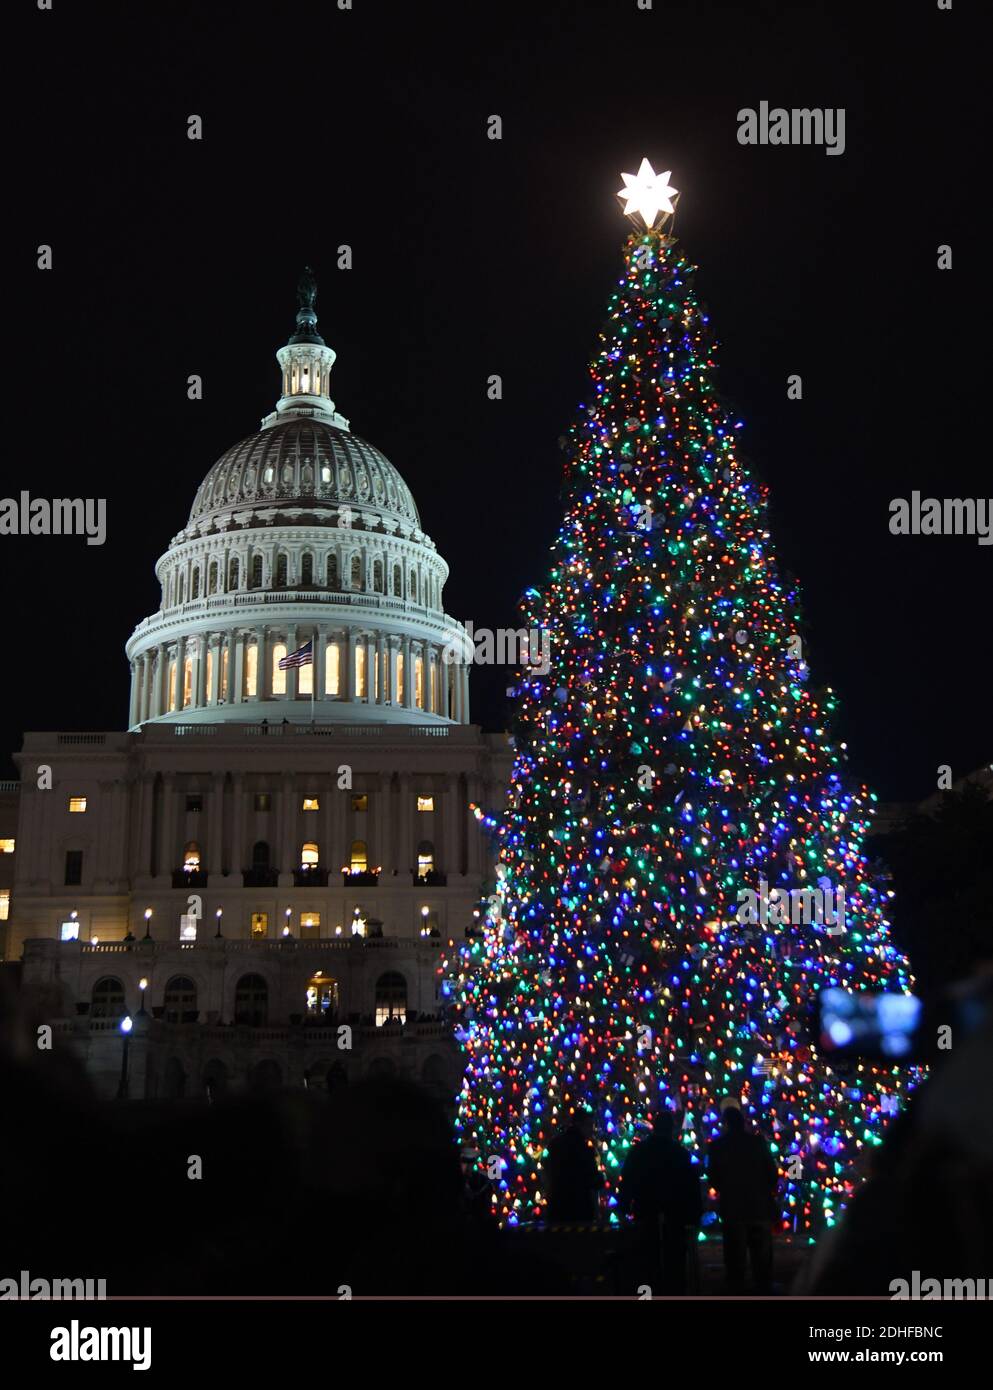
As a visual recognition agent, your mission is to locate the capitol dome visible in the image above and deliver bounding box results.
[125,269,472,729]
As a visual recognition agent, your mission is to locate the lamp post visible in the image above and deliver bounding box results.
[143,907,153,941]
[282,907,292,938]
[138,977,148,1015]
[116,1014,133,1099]
[215,906,224,939]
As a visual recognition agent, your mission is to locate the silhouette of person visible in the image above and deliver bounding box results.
[619,1111,702,1292]
[707,1105,778,1293]
[545,1109,604,1222]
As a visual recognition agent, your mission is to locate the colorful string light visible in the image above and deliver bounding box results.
[442,226,921,1234]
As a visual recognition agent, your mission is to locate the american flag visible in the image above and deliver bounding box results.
[278,639,314,671]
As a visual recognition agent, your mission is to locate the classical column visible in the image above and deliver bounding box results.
[208,636,221,706]
[402,637,413,710]
[249,628,264,703]
[345,629,356,704]
[376,634,386,705]
[232,630,245,705]
[364,635,375,704]
[259,627,271,701]
[286,624,298,701]
[154,643,167,717]
[315,626,327,707]
[196,635,209,708]
[128,662,140,728]
[460,661,471,724]
[385,638,396,705]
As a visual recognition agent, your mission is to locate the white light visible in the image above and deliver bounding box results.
[139,977,148,991]
[617,158,679,228]
[120,1016,133,1034]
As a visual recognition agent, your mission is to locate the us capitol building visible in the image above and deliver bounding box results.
[3,271,512,1103]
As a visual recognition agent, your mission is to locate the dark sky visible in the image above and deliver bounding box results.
[4,0,987,799]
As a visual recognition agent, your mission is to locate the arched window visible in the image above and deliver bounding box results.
[416,840,435,879]
[163,976,198,1024]
[228,556,240,591]
[178,573,186,604]
[409,571,417,602]
[252,840,270,869]
[393,563,402,596]
[301,553,314,586]
[349,839,367,873]
[375,972,407,1027]
[373,559,383,593]
[234,973,268,1026]
[415,653,425,708]
[350,554,362,589]
[91,977,126,1020]
[326,553,338,588]
[321,462,332,485]
[275,553,288,589]
[191,568,201,600]
[301,841,320,867]
[183,841,201,873]
[244,642,258,698]
[207,562,218,595]
[272,643,287,695]
[325,640,340,696]
[183,655,193,707]
[251,554,263,589]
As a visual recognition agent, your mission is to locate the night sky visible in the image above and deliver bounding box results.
[4,0,987,799]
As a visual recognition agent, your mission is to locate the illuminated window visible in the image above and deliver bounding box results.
[220,645,228,700]
[59,917,78,940]
[183,656,193,707]
[302,797,320,812]
[306,972,338,1017]
[375,972,407,1027]
[254,794,270,812]
[64,850,82,885]
[356,643,367,697]
[0,839,14,854]
[325,641,340,695]
[91,977,126,1020]
[68,797,87,813]
[301,842,319,867]
[251,912,269,938]
[244,642,258,697]
[349,840,368,874]
[183,842,201,873]
[351,794,368,813]
[417,795,434,812]
[321,464,332,485]
[180,913,198,941]
[205,648,213,701]
[415,654,424,708]
[299,649,313,695]
[396,651,405,704]
[417,841,435,877]
[300,912,320,937]
[0,890,9,920]
[168,660,177,711]
[272,644,287,695]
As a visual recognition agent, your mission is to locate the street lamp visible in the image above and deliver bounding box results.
[143,907,153,941]
[138,978,148,1015]
[215,906,224,939]
[282,907,292,938]
[116,1014,133,1099]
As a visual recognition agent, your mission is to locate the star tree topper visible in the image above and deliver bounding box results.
[617,158,679,229]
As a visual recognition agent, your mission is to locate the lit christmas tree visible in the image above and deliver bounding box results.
[444,161,919,1234]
